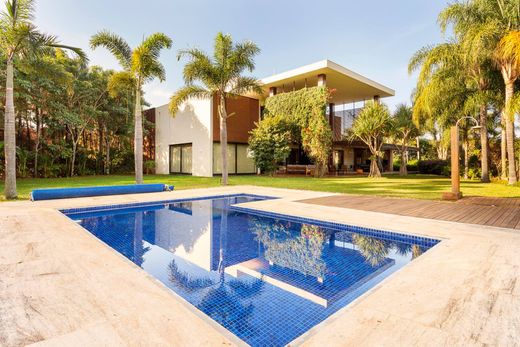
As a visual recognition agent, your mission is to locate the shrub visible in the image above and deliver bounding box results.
[249,115,292,175]
[418,160,449,175]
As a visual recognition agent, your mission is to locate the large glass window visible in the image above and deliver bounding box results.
[237,144,255,173]
[213,143,255,175]
[169,144,192,174]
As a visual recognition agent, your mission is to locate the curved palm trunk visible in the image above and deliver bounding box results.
[134,86,144,184]
[4,59,17,199]
[479,104,489,182]
[505,82,517,185]
[219,95,228,185]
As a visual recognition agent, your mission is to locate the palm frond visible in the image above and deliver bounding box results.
[169,85,212,115]
[90,30,132,69]
[229,76,262,96]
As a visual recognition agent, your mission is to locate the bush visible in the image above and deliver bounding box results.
[249,115,292,175]
[418,160,449,175]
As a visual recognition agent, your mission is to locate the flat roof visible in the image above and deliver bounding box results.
[259,59,394,104]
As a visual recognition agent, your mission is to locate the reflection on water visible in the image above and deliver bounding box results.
[66,195,437,347]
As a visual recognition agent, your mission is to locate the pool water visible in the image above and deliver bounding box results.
[63,194,439,346]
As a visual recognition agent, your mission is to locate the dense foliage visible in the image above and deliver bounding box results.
[248,115,293,175]
[0,50,139,178]
[410,0,520,184]
[260,86,332,177]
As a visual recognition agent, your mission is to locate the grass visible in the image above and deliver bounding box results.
[1,174,519,201]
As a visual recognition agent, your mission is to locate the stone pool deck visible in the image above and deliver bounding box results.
[1,186,519,346]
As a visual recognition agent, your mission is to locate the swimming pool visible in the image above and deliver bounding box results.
[62,194,440,346]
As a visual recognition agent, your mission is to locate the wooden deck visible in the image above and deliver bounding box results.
[299,195,520,230]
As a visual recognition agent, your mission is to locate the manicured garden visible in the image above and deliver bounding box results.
[2,174,518,201]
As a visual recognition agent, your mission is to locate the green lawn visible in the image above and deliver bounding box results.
[1,174,519,201]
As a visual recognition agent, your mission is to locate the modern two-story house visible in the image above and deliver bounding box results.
[146,60,395,177]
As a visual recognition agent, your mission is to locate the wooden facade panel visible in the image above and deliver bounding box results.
[213,95,260,143]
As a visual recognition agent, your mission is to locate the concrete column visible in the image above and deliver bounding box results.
[269,87,277,97]
[373,95,380,103]
[317,74,327,87]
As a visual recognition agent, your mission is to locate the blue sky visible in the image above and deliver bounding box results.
[35,0,448,110]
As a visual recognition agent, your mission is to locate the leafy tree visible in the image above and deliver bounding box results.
[0,0,85,198]
[248,115,292,175]
[169,32,262,185]
[391,104,421,175]
[261,86,333,177]
[90,30,172,183]
[349,101,393,178]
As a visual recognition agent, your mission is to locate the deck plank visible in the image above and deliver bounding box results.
[299,195,520,230]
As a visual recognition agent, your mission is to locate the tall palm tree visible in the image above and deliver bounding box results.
[495,31,520,184]
[392,104,420,176]
[91,31,172,184]
[441,0,520,184]
[0,0,85,199]
[169,32,262,185]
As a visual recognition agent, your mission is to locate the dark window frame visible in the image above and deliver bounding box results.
[169,143,193,175]
[212,141,256,175]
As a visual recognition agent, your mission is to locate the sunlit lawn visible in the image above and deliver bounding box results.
[1,174,519,201]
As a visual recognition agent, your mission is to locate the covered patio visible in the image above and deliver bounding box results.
[258,60,397,176]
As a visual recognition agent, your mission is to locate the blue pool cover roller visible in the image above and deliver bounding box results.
[31,184,173,201]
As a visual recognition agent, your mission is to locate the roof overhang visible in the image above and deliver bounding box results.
[258,60,394,104]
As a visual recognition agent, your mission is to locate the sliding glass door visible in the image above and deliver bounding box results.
[169,144,192,174]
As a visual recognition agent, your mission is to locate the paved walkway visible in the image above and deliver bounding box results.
[299,195,520,230]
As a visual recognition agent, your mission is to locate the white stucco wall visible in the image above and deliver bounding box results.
[154,98,213,177]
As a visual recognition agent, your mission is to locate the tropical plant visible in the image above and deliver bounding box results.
[248,115,293,175]
[349,101,393,177]
[439,0,520,184]
[0,0,85,198]
[169,32,262,185]
[262,86,333,177]
[391,104,421,175]
[90,30,172,183]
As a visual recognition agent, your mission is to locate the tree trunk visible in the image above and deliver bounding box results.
[463,139,469,180]
[4,59,17,199]
[34,112,41,178]
[70,140,77,177]
[399,144,407,176]
[501,112,507,180]
[105,126,110,175]
[505,82,517,184]
[479,104,489,182]
[369,158,381,178]
[134,86,144,184]
[219,95,229,185]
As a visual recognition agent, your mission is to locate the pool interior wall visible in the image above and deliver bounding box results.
[62,194,440,347]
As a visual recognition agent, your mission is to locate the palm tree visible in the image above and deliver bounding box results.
[169,32,262,185]
[495,31,520,184]
[440,0,520,184]
[90,31,172,184]
[392,104,420,176]
[0,0,85,199]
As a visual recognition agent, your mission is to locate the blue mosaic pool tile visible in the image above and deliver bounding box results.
[63,194,440,347]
